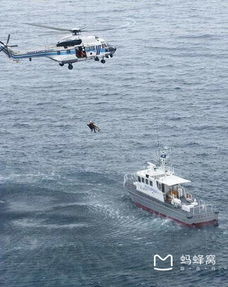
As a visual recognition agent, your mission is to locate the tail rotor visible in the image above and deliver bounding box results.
[6,34,17,47]
[6,34,10,45]
[0,34,17,57]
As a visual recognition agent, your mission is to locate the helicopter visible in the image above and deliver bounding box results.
[0,24,116,70]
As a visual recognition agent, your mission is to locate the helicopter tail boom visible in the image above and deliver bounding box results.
[0,40,53,61]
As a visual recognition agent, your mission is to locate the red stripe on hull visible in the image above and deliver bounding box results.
[134,202,218,228]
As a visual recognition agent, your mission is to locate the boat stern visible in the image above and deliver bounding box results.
[187,209,219,228]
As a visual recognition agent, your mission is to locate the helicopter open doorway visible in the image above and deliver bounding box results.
[75,46,86,59]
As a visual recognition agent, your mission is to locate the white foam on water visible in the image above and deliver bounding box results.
[12,218,89,229]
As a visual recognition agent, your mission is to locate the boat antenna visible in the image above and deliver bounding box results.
[155,128,163,164]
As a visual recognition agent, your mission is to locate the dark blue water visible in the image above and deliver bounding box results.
[0,1,227,286]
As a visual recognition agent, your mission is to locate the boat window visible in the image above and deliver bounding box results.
[146,179,148,184]
[57,51,61,55]
[150,181,153,186]
[138,176,141,182]
[156,181,162,191]
[67,50,71,54]
[146,174,149,178]
[162,183,165,193]
[142,178,144,183]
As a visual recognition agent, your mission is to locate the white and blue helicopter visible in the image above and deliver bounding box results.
[0,24,116,70]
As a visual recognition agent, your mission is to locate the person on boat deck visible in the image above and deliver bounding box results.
[87,121,100,133]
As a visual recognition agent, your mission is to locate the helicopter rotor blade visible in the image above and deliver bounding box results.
[6,34,10,45]
[24,23,115,34]
[24,23,73,33]
[85,27,115,32]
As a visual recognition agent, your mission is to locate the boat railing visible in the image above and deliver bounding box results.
[191,200,215,215]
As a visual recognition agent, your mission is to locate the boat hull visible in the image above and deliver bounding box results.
[125,180,218,228]
[134,201,218,228]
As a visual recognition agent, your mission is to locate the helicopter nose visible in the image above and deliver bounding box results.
[109,46,116,54]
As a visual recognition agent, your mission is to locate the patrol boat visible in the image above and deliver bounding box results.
[124,150,219,227]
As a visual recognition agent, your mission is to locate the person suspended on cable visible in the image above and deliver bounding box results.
[87,121,100,133]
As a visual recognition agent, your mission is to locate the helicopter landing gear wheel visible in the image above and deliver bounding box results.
[101,59,105,64]
[95,56,99,61]
[68,63,73,70]
[110,54,113,58]
[59,63,64,67]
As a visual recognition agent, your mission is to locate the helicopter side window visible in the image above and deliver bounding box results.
[85,47,94,55]
[146,179,148,184]
[86,46,95,52]
[150,181,153,186]
[142,178,144,183]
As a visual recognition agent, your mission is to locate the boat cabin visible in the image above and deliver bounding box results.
[136,166,191,204]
